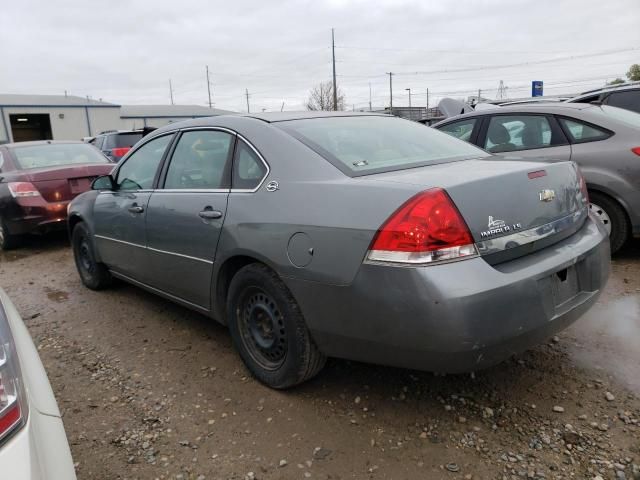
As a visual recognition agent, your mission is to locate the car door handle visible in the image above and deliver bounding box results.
[198,209,223,219]
[128,205,144,214]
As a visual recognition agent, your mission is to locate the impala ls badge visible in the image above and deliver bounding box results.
[539,189,556,202]
[480,216,522,238]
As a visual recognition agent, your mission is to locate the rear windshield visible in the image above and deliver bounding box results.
[277,116,489,176]
[104,132,143,149]
[12,143,109,170]
[588,105,640,128]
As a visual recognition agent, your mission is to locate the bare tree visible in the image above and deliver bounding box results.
[306,81,345,111]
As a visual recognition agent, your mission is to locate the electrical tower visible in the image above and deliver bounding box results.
[497,80,508,100]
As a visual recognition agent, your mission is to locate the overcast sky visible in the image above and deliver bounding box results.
[1,0,638,112]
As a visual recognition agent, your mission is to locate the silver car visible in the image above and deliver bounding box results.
[434,104,640,252]
[68,112,609,389]
[0,288,76,479]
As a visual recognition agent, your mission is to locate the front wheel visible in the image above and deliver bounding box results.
[227,263,326,389]
[72,223,112,290]
[588,191,629,254]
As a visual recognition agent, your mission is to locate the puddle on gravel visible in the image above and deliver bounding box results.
[44,287,69,303]
[568,295,640,394]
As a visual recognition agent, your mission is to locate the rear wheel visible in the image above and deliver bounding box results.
[227,263,326,389]
[72,223,112,290]
[589,191,629,254]
[0,218,21,251]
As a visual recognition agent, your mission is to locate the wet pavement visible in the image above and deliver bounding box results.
[0,233,639,480]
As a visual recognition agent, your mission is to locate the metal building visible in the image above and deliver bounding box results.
[0,94,121,143]
[119,105,235,129]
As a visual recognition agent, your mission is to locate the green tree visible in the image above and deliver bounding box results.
[608,78,625,85]
[627,64,640,81]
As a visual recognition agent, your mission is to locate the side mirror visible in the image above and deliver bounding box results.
[91,175,115,191]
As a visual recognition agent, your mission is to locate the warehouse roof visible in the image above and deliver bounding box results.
[0,94,119,107]
[120,104,236,118]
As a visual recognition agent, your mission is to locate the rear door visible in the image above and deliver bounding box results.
[93,133,174,280]
[144,129,235,308]
[479,114,571,161]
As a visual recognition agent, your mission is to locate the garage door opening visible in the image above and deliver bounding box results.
[9,114,53,142]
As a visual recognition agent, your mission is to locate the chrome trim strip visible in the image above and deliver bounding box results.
[94,235,145,249]
[475,208,587,255]
[147,246,213,265]
[95,235,213,265]
[152,189,229,194]
[109,271,209,312]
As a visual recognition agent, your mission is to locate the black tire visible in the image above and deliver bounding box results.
[227,263,326,389]
[0,218,21,251]
[72,223,112,290]
[589,191,629,254]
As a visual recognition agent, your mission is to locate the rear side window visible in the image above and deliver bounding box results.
[484,115,556,152]
[164,130,233,190]
[232,139,267,190]
[104,132,143,150]
[277,116,488,176]
[559,118,610,142]
[604,90,640,114]
[438,119,477,142]
[90,136,104,150]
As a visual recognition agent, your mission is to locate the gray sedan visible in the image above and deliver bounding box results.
[68,112,610,388]
[434,103,640,252]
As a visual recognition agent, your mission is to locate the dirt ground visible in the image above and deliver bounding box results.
[1,234,639,480]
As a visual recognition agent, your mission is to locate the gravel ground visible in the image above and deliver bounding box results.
[1,233,639,480]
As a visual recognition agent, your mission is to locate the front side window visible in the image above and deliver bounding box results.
[164,130,234,190]
[559,118,610,142]
[484,115,554,153]
[11,143,110,170]
[277,116,488,176]
[116,134,173,190]
[232,140,267,190]
[438,119,477,142]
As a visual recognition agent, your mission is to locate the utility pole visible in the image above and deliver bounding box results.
[245,88,250,113]
[169,79,174,105]
[387,72,394,112]
[426,88,429,112]
[280,101,285,112]
[206,65,212,108]
[368,82,372,111]
[477,88,481,105]
[331,28,338,111]
[405,88,412,108]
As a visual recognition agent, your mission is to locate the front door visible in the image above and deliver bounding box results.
[145,129,235,308]
[93,134,174,281]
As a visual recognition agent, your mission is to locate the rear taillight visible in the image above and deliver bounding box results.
[577,169,589,204]
[7,182,40,198]
[111,147,131,158]
[631,147,640,156]
[0,303,26,443]
[366,188,478,265]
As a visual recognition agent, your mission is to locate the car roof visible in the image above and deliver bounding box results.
[3,140,85,149]
[568,83,640,102]
[435,102,600,125]
[243,111,390,123]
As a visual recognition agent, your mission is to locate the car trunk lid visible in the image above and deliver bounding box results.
[23,164,113,202]
[365,159,588,263]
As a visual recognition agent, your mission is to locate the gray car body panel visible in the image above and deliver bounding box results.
[68,112,610,373]
[433,103,640,236]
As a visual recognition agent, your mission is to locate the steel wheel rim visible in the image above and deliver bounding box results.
[589,202,612,236]
[238,288,287,370]
[77,237,94,274]
[0,223,4,245]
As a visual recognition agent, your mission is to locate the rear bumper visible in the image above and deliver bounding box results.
[286,214,610,373]
[3,198,69,235]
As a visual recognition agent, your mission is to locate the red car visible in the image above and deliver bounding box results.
[0,140,113,250]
